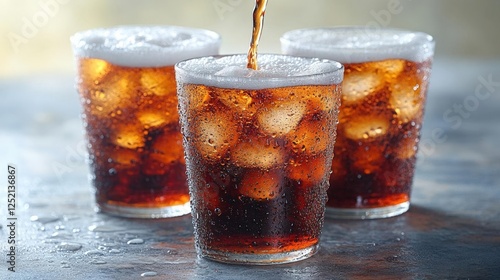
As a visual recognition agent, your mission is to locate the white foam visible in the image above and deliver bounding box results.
[70,26,220,67]
[175,54,344,90]
[281,27,435,63]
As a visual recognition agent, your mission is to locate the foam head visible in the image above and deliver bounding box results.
[281,27,435,63]
[71,26,221,67]
[175,54,344,90]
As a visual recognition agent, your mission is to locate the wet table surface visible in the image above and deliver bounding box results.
[1,58,500,279]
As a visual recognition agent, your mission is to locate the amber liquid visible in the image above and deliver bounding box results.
[247,0,268,70]
[77,58,189,208]
[178,82,341,254]
[327,58,432,209]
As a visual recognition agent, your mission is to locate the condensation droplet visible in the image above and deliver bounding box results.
[214,208,222,216]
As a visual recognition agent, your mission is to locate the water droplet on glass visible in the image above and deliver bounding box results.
[214,208,222,216]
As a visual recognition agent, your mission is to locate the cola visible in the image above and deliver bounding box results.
[71,26,220,218]
[282,27,435,218]
[176,54,343,264]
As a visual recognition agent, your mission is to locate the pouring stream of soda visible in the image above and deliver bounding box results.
[247,0,268,70]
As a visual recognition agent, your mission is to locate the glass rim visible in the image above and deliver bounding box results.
[70,25,221,67]
[280,26,435,63]
[174,53,344,90]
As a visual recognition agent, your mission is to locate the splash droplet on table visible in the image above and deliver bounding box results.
[141,271,158,277]
[90,260,107,265]
[56,242,82,252]
[84,249,104,256]
[88,224,124,232]
[31,215,60,224]
[127,238,144,245]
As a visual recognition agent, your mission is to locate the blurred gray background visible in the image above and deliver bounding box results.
[1,0,499,77]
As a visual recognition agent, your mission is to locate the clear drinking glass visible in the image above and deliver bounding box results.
[281,27,435,219]
[175,54,343,264]
[70,25,220,218]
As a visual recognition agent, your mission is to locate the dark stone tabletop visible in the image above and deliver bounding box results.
[1,58,499,279]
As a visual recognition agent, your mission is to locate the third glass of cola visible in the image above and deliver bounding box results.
[281,27,435,219]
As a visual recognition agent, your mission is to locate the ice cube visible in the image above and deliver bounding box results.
[257,100,306,136]
[86,69,140,118]
[374,59,405,79]
[344,114,390,140]
[182,84,211,110]
[230,138,285,169]
[111,123,145,149]
[390,79,423,123]
[193,110,238,161]
[239,170,282,200]
[107,147,141,166]
[216,88,257,117]
[351,143,386,174]
[395,134,419,159]
[78,58,111,87]
[287,155,328,187]
[291,85,340,112]
[342,71,384,103]
[140,67,176,96]
[288,115,331,155]
[142,129,185,175]
[137,108,178,129]
[149,129,185,164]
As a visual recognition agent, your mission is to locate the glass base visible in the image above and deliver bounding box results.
[96,201,191,219]
[200,243,319,265]
[325,201,410,219]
